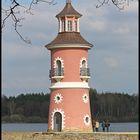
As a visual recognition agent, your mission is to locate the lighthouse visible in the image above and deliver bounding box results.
[45,0,93,132]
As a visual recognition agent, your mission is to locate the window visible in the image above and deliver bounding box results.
[62,20,65,32]
[54,112,62,132]
[84,115,90,126]
[74,20,77,31]
[56,60,62,76]
[68,20,72,31]
[85,117,89,123]
[82,60,86,68]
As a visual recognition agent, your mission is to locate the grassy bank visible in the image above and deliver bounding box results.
[2,132,139,140]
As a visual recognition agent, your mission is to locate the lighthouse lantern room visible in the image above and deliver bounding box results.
[45,0,93,132]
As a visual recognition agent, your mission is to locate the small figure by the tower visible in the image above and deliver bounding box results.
[45,0,93,132]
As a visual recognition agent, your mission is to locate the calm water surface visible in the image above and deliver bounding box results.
[2,123,48,132]
[2,122,138,132]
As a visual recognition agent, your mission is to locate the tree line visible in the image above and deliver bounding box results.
[2,89,138,123]
[89,89,138,122]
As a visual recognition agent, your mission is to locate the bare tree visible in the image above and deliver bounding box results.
[96,0,135,9]
[2,0,56,44]
[2,0,136,44]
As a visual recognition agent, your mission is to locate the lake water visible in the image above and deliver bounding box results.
[2,122,138,132]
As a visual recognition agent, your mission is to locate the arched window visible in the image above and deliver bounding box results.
[82,60,86,68]
[80,59,90,79]
[56,60,62,76]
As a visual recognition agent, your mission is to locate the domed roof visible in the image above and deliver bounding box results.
[45,1,93,50]
[56,1,82,18]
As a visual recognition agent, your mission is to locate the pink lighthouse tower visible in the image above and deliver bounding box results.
[45,0,93,132]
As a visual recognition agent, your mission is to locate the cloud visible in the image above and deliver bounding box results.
[104,57,119,69]
[112,25,130,34]
[87,20,106,31]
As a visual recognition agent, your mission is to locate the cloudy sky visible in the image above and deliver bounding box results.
[2,0,138,97]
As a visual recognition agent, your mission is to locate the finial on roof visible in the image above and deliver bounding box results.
[66,0,71,3]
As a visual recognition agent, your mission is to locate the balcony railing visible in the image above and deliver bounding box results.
[80,68,90,76]
[49,68,64,81]
[80,68,90,81]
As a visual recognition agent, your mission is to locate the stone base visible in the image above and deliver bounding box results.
[48,128,93,133]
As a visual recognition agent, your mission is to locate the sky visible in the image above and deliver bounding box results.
[2,0,138,97]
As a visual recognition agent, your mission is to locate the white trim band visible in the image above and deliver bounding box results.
[47,44,92,50]
[50,82,90,89]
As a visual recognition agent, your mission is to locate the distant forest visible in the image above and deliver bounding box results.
[2,89,138,123]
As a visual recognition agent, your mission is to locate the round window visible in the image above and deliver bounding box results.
[83,114,90,126]
[82,94,88,103]
[54,93,63,104]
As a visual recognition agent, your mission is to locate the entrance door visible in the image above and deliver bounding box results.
[54,112,62,132]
